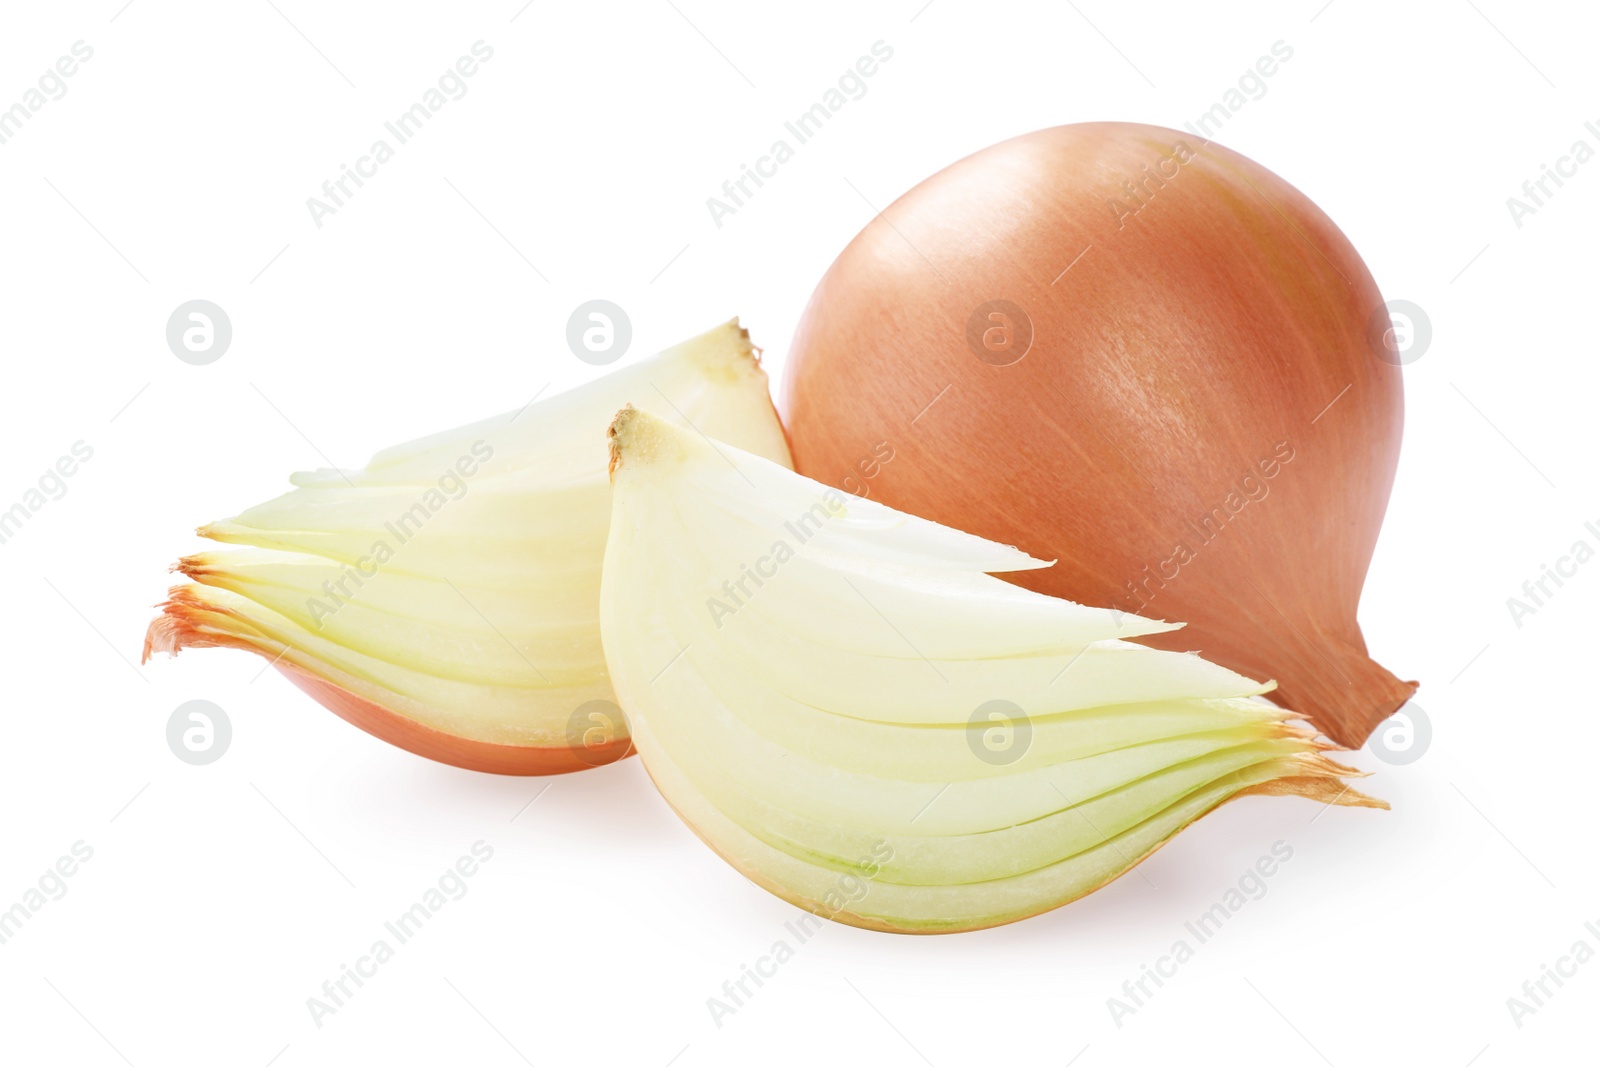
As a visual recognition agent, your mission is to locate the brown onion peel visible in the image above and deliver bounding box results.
[143,585,634,774]
[781,121,1415,749]
[274,665,635,775]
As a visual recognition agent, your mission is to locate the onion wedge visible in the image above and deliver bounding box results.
[600,407,1383,932]
[144,321,791,775]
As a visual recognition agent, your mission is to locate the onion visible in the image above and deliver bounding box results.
[145,321,790,774]
[781,122,1414,748]
[600,407,1381,933]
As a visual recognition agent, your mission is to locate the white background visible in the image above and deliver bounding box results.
[1,1,1594,1064]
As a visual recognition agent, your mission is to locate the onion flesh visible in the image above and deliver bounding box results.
[600,408,1382,933]
[145,320,791,774]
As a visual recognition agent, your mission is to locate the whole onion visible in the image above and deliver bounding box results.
[781,122,1414,748]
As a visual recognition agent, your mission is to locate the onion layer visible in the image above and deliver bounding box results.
[781,122,1414,748]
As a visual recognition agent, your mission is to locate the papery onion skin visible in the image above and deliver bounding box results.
[781,122,1415,749]
[145,589,632,774]
[275,664,633,775]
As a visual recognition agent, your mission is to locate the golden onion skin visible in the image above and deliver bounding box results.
[781,122,1414,748]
